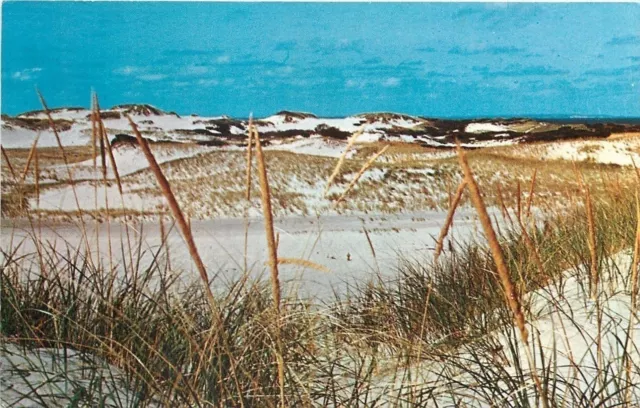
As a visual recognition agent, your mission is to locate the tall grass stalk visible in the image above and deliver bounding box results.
[269,257,330,273]
[98,103,123,195]
[251,126,281,311]
[337,144,389,203]
[2,145,18,180]
[95,94,135,274]
[251,125,286,408]
[20,132,40,184]
[434,179,467,262]
[37,90,93,265]
[525,168,537,218]
[245,116,255,201]
[624,192,640,405]
[455,142,550,408]
[324,128,362,198]
[127,116,215,304]
[34,147,40,209]
[585,187,598,300]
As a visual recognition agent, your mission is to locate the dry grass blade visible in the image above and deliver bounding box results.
[37,90,92,257]
[516,180,522,223]
[337,144,389,203]
[159,214,172,270]
[585,187,598,300]
[95,96,107,181]
[455,142,550,408]
[1,145,18,181]
[625,192,640,405]
[245,116,254,201]
[34,148,40,209]
[525,168,537,218]
[251,127,281,310]
[20,133,41,184]
[91,96,98,171]
[251,126,286,408]
[37,91,77,182]
[632,192,640,296]
[572,161,586,190]
[496,183,513,225]
[362,224,380,274]
[96,98,123,194]
[455,143,528,341]
[265,257,330,273]
[621,191,640,405]
[517,216,545,277]
[127,115,215,304]
[434,179,467,262]
[324,128,362,197]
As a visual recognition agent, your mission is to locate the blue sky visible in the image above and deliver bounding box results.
[2,2,639,118]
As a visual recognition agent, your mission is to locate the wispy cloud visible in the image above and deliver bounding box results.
[315,39,364,56]
[449,45,525,56]
[346,77,401,88]
[382,77,400,87]
[265,66,294,76]
[197,79,219,86]
[137,74,167,81]
[473,64,569,77]
[606,34,640,46]
[114,66,144,76]
[11,67,42,81]
[345,79,364,88]
[216,55,230,64]
[114,65,182,81]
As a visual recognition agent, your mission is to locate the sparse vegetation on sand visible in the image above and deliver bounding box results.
[1,96,640,407]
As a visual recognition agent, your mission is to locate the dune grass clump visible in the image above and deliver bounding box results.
[1,236,325,407]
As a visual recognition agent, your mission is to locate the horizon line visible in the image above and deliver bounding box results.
[4,103,640,121]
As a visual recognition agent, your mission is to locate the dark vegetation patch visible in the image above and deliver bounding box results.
[110,133,142,148]
[356,112,416,124]
[274,110,318,121]
[191,119,247,138]
[195,139,229,147]
[174,128,219,137]
[110,104,169,117]
[90,110,122,120]
[2,117,73,132]
[17,107,85,118]
[314,124,352,140]
[521,126,611,142]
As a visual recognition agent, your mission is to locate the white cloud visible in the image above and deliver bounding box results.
[137,74,167,81]
[11,68,42,81]
[346,78,400,88]
[345,79,368,88]
[382,77,400,87]
[216,55,230,64]
[114,66,142,76]
[265,66,294,76]
[197,79,219,86]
